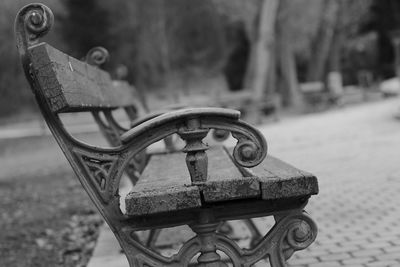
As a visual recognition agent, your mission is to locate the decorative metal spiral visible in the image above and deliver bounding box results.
[285,216,317,251]
[86,47,110,66]
[233,139,261,167]
[15,4,54,82]
[17,3,54,44]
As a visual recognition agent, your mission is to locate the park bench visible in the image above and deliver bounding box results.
[15,4,318,266]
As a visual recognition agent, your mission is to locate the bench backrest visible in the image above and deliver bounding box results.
[29,43,137,113]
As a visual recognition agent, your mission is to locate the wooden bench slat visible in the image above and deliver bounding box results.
[29,43,137,113]
[125,186,201,217]
[227,147,318,200]
[202,147,260,202]
[244,155,318,200]
[131,152,190,189]
[125,146,317,216]
[125,147,261,216]
[125,151,201,216]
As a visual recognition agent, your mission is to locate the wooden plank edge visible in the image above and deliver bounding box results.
[125,185,202,216]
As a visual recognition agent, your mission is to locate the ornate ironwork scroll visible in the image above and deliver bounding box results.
[85,47,146,184]
[85,46,109,66]
[120,108,268,175]
[73,149,121,203]
[116,210,317,267]
[15,3,53,62]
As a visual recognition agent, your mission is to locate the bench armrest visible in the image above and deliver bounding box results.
[120,107,268,184]
[129,107,185,129]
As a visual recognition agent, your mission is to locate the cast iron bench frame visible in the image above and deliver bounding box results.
[15,4,318,266]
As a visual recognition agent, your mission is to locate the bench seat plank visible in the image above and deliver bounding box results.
[125,186,201,217]
[226,147,318,200]
[243,156,319,200]
[126,146,317,216]
[125,151,201,216]
[202,147,260,202]
[125,146,252,216]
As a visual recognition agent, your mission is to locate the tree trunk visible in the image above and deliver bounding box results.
[328,0,347,73]
[244,0,279,123]
[392,33,400,80]
[277,10,302,108]
[244,0,280,99]
[134,0,170,91]
[306,0,340,82]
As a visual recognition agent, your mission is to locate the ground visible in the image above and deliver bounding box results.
[0,134,104,267]
[262,97,400,266]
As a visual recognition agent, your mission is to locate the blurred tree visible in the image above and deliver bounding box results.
[0,0,63,118]
[279,0,323,82]
[303,0,373,83]
[0,3,31,117]
[222,21,250,91]
[241,0,279,122]
[2,0,382,119]
[276,0,302,107]
[166,0,225,72]
[213,0,260,92]
[306,0,340,82]
[133,0,169,90]
[60,0,112,59]
[244,0,279,99]
[132,0,226,94]
[332,0,373,84]
[363,0,400,78]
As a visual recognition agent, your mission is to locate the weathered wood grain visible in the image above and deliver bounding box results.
[125,186,201,216]
[226,147,318,200]
[126,147,261,215]
[202,147,260,202]
[242,153,318,200]
[125,152,202,216]
[29,43,137,113]
[126,146,318,216]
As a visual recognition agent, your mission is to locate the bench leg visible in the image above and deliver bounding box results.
[117,209,317,267]
[190,210,229,267]
[144,219,265,256]
[146,228,161,250]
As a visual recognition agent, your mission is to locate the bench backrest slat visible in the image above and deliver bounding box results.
[29,43,136,113]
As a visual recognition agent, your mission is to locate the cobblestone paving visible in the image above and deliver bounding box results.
[256,98,400,267]
[88,98,400,266]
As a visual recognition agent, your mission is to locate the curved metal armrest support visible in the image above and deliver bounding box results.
[129,105,188,129]
[130,109,173,129]
[121,107,268,184]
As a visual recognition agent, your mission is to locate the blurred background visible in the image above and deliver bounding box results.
[1,0,400,121]
[1,0,400,267]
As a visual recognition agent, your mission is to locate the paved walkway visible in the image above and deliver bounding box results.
[86,98,400,266]
[264,98,400,267]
